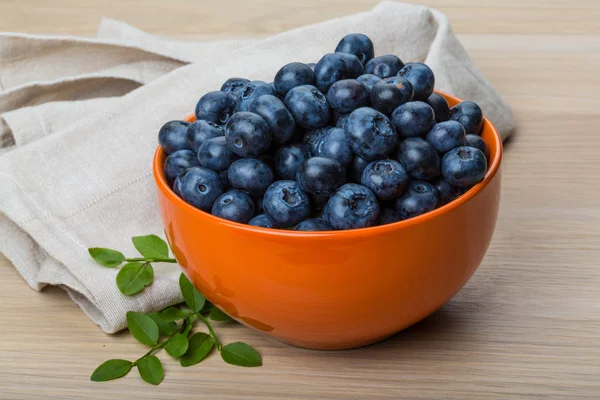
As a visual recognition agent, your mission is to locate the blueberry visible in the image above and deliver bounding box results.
[227,158,274,198]
[186,120,224,153]
[294,218,333,231]
[249,94,296,145]
[235,80,277,112]
[425,93,450,122]
[307,63,316,71]
[464,134,490,161]
[336,53,364,78]
[314,53,347,93]
[195,91,235,125]
[361,159,408,201]
[173,172,186,197]
[159,120,190,154]
[397,62,435,101]
[249,213,277,228]
[379,208,402,225]
[345,107,398,161]
[164,149,199,185]
[370,77,414,116]
[432,177,463,205]
[302,127,331,155]
[221,78,250,98]
[357,74,382,90]
[296,157,346,196]
[314,127,353,166]
[364,55,404,78]
[397,137,441,181]
[197,136,237,172]
[180,166,225,211]
[395,181,439,219]
[336,113,350,129]
[425,120,467,154]
[274,62,315,97]
[323,183,380,230]
[225,112,272,157]
[449,101,484,135]
[274,144,310,180]
[349,155,370,182]
[284,85,331,129]
[335,33,375,64]
[391,101,436,139]
[441,146,487,188]
[211,190,255,223]
[326,79,370,114]
[263,180,311,227]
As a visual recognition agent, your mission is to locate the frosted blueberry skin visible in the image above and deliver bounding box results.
[294,218,333,231]
[397,137,441,182]
[313,127,353,167]
[284,85,331,129]
[441,146,487,188]
[335,33,375,64]
[195,91,236,125]
[227,158,274,198]
[249,94,296,145]
[323,183,380,230]
[391,101,436,140]
[397,62,435,101]
[345,107,398,161]
[370,77,414,116]
[224,112,272,158]
[180,167,225,212]
[360,159,409,201]
[186,120,224,153]
[249,213,277,228]
[221,78,250,98]
[425,93,450,123]
[425,120,467,154]
[274,144,310,181]
[395,181,440,220]
[164,149,199,185]
[274,62,315,97]
[464,134,490,161]
[449,101,484,135]
[159,120,190,155]
[327,79,370,114]
[197,136,238,172]
[235,80,277,112]
[263,180,311,227]
[211,189,255,224]
[296,157,346,197]
[364,55,404,78]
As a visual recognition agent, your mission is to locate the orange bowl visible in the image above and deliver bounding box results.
[153,92,502,350]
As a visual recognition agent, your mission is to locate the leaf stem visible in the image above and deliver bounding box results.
[125,257,177,263]
[133,317,191,366]
[196,313,222,351]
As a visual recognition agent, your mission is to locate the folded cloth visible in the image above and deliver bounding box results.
[0,1,516,333]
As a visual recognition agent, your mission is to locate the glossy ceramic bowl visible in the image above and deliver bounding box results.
[153,92,502,350]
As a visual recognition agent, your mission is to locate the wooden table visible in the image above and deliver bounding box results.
[1,1,599,398]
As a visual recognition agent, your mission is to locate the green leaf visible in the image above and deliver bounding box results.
[179,332,215,367]
[116,262,154,296]
[127,311,159,346]
[132,234,169,259]
[179,273,205,312]
[210,308,233,322]
[147,312,178,336]
[220,342,262,367]
[200,300,215,313]
[164,333,189,358]
[136,355,164,385]
[88,248,125,268]
[90,359,132,382]
[159,307,189,322]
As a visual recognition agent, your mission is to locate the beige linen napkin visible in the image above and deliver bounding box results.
[0,1,515,333]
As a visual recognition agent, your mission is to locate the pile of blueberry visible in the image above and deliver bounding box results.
[159,33,490,231]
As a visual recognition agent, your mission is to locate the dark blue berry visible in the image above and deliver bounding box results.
[335,33,374,64]
[197,136,237,172]
[274,62,315,97]
[274,144,310,180]
[235,80,277,112]
[364,55,404,78]
[296,157,346,196]
[395,181,439,219]
[345,107,398,161]
[307,63,316,71]
[263,180,311,227]
[323,183,380,230]
[425,120,466,154]
[397,137,441,181]
[370,77,414,116]
[249,213,277,228]
[249,94,296,145]
[186,120,223,153]
[303,127,331,155]
[336,113,350,129]
[225,112,272,157]
[284,85,331,129]
[336,53,364,78]
[326,79,370,113]
[211,190,255,223]
[349,155,370,182]
[432,177,463,205]
[397,62,435,101]
[173,172,186,197]
[464,134,490,161]
[425,93,450,122]
[449,101,484,135]
[379,208,402,225]
[314,53,347,93]
[221,78,250,98]
[313,127,353,166]
[294,218,333,231]
[227,158,274,198]
[361,159,408,201]
[159,120,190,154]
[441,146,487,188]
[164,149,199,185]
[357,74,382,90]
[180,166,225,211]
[391,101,436,139]
[195,91,235,125]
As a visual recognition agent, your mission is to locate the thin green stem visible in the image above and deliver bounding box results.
[133,317,191,366]
[196,313,222,351]
[125,257,177,263]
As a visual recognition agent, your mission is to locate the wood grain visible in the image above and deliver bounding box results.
[1,1,600,398]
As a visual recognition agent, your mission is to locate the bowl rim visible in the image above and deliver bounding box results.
[153,90,503,239]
